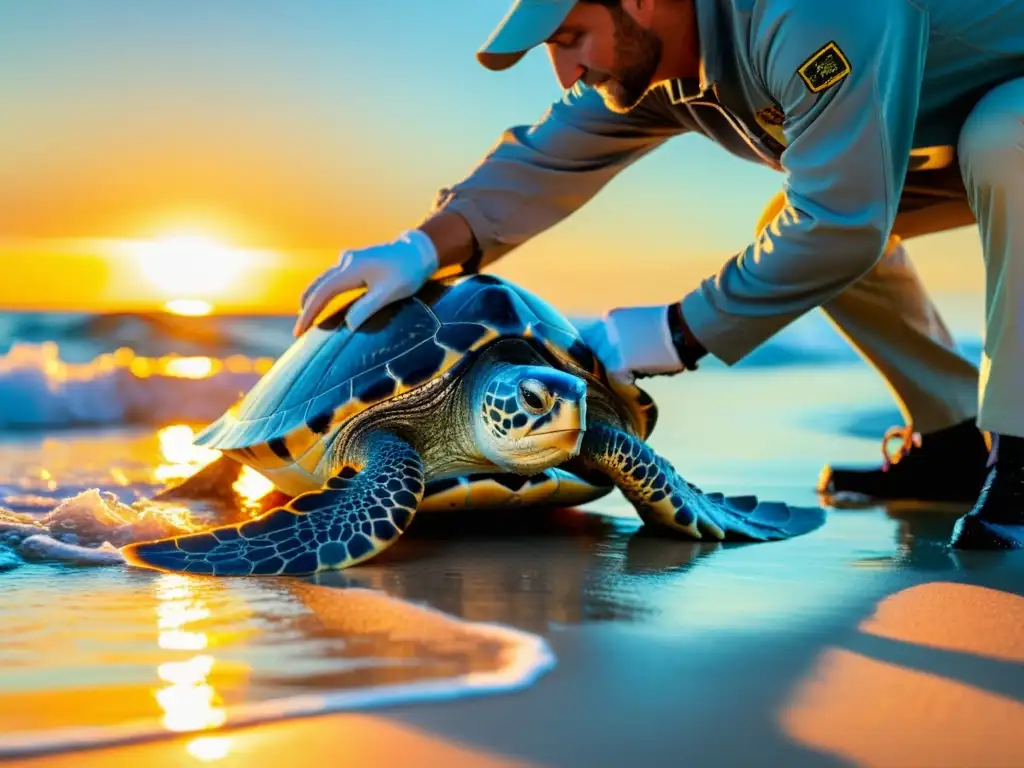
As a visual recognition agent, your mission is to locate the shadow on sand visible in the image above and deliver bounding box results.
[296,500,1024,768]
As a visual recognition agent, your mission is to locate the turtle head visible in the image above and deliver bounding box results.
[473,364,587,474]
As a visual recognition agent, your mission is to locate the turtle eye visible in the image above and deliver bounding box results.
[518,379,549,414]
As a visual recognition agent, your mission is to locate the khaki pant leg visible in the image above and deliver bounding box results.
[956,76,1024,439]
[755,191,979,434]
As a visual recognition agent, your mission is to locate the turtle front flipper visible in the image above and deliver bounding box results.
[579,422,825,541]
[122,432,424,576]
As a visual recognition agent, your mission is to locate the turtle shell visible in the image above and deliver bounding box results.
[195,274,658,470]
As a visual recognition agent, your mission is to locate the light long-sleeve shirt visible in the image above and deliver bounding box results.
[433,0,1024,363]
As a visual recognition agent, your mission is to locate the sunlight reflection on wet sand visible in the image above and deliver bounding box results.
[23,715,535,768]
[0,574,554,760]
[2,365,1023,766]
[154,576,227,737]
[782,582,1024,767]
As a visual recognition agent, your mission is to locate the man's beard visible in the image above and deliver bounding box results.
[593,8,663,113]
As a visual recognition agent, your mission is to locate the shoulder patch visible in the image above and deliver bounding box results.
[797,41,850,93]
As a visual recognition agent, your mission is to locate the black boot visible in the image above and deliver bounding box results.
[817,418,990,503]
[950,434,1024,549]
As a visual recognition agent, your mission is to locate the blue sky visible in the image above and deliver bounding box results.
[0,0,986,321]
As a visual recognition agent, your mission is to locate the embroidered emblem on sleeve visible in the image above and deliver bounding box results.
[797,41,850,93]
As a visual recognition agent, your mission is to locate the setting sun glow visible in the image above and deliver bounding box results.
[132,235,252,305]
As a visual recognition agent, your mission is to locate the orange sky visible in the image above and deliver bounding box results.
[0,3,988,318]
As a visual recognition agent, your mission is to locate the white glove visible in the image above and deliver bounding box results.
[576,305,684,386]
[294,229,439,336]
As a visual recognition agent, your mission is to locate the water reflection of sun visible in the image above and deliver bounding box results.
[148,427,275,761]
[154,574,234,761]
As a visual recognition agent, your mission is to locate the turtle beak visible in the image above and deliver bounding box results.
[544,428,585,457]
[527,427,584,458]
[526,395,586,456]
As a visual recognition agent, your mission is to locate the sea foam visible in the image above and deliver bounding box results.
[0,582,556,761]
[0,309,983,432]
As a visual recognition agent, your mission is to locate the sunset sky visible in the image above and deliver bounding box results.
[0,0,988,320]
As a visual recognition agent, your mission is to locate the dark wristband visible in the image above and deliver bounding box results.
[666,302,707,371]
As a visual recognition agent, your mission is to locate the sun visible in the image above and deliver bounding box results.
[163,299,213,316]
[133,234,251,307]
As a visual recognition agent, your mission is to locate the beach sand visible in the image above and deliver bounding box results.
[6,361,1024,767]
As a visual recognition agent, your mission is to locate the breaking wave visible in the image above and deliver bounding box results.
[0,309,983,432]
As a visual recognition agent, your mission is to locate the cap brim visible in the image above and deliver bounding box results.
[476,50,529,72]
[476,0,576,71]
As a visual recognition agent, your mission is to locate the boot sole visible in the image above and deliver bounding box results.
[819,489,972,514]
[949,514,1024,550]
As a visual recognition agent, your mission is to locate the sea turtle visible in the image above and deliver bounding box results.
[121,274,825,576]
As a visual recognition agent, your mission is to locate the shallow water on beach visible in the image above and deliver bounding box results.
[3,358,1023,764]
[1,563,550,756]
[0,423,556,759]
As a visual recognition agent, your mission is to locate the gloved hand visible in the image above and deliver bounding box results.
[576,305,685,386]
[293,229,439,336]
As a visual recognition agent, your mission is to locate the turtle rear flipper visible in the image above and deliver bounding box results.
[153,455,243,503]
[122,432,424,576]
[580,422,826,541]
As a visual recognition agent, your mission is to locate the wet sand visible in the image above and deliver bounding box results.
[9,362,1024,767]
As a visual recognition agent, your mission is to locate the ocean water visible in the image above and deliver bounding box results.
[0,303,987,759]
[0,305,986,433]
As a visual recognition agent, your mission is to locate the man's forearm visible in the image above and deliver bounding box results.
[419,210,479,270]
[419,85,681,274]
